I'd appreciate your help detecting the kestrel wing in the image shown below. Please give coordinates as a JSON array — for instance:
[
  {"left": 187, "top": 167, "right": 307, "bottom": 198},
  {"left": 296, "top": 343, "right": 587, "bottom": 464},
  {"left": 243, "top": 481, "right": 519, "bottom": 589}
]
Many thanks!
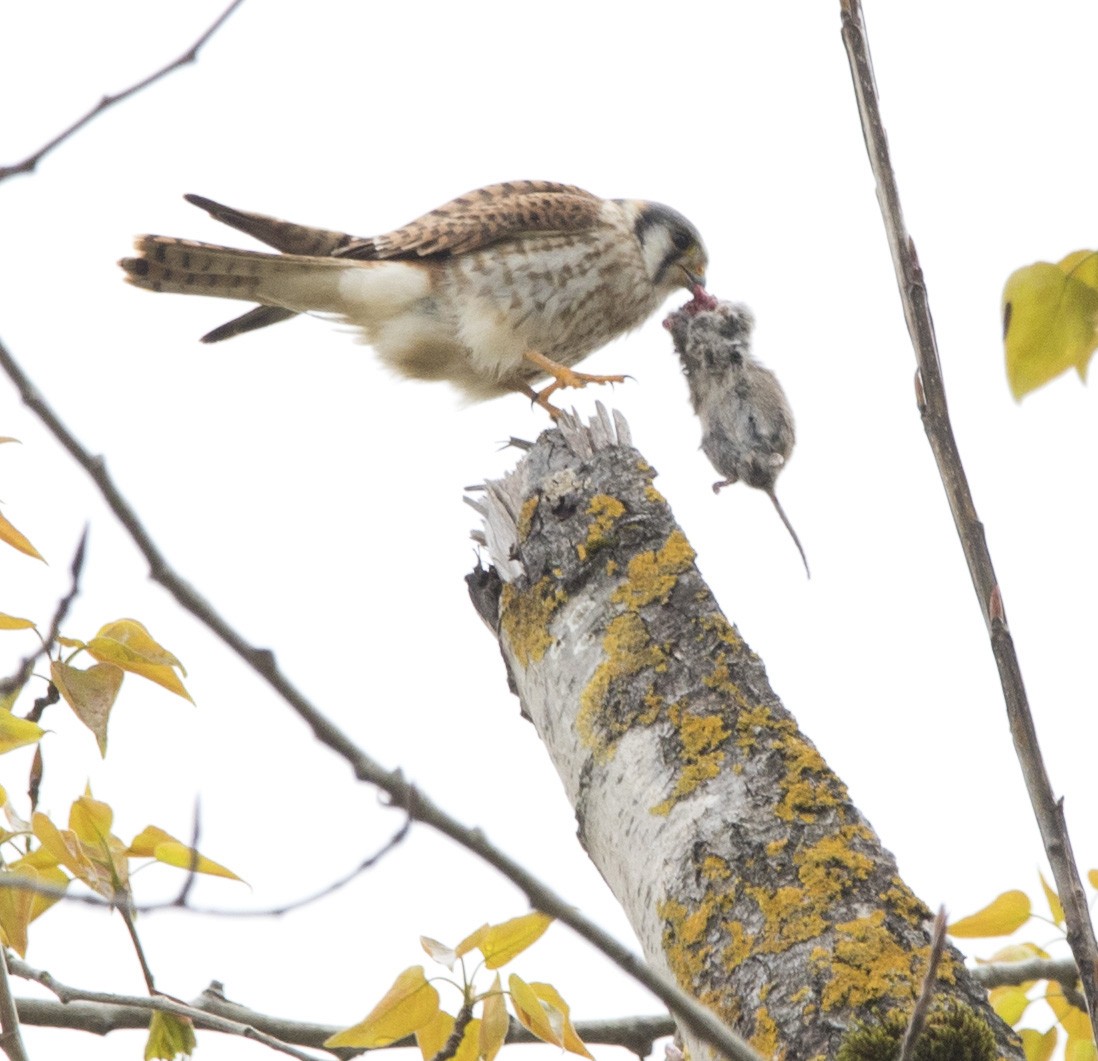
[
  {"left": 185, "top": 195, "right": 366, "bottom": 340},
  {"left": 337, "top": 180, "right": 605, "bottom": 260},
  {"left": 200, "top": 305, "right": 298, "bottom": 344},
  {"left": 185, "top": 194, "right": 362, "bottom": 257}
]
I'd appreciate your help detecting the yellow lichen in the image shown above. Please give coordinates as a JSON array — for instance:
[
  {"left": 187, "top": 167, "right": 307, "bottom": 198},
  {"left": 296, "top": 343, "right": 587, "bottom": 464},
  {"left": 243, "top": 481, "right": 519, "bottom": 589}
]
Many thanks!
[
  {"left": 612, "top": 530, "right": 696, "bottom": 609},
  {"left": 766, "top": 838, "right": 789, "bottom": 858},
  {"left": 701, "top": 854, "right": 732, "bottom": 882},
  {"left": 585, "top": 494, "right": 626, "bottom": 548},
  {"left": 500, "top": 577, "right": 566, "bottom": 667},
  {"left": 817, "top": 910, "right": 925, "bottom": 1011},
  {"left": 751, "top": 1007, "right": 780, "bottom": 1057},
  {"left": 659, "top": 896, "right": 741, "bottom": 1028},
  {"left": 578, "top": 612, "right": 668, "bottom": 760},
  {"left": 744, "top": 883, "right": 828, "bottom": 952},
  {"left": 651, "top": 702, "right": 731, "bottom": 815},
  {"left": 516, "top": 494, "right": 540, "bottom": 541},
  {"left": 795, "top": 828, "right": 875, "bottom": 895},
  {"left": 721, "top": 920, "right": 753, "bottom": 971}
]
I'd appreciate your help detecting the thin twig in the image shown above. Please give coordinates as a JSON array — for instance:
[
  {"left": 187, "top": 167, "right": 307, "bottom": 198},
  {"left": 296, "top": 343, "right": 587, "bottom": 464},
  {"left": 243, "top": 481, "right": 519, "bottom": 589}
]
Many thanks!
[
  {"left": 0, "top": 331, "right": 761, "bottom": 1061},
  {"left": 8, "top": 956, "right": 322, "bottom": 1061},
  {"left": 898, "top": 908, "right": 947, "bottom": 1061},
  {"left": 0, "top": 0, "right": 245, "bottom": 182},
  {"left": 0, "top": 950, "right": 29, "bottom": 1061},
  {"left": 838, "top": 0, "right": 1098, "bottom": 1037},
  {"left": 0, "top": 529, "right": 87, "bottom": 701},
  {"left": 117, "top": 903, "right": 157, "bottom": 995},
  {"left": 0, "top": 815, "right": 411, "bottom": 920}
]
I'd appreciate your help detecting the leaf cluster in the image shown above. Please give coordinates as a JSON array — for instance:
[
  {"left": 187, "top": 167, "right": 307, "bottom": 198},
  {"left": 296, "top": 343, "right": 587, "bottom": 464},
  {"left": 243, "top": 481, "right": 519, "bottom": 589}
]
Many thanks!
[
  {"left": 949, "top": 873, "right": 1098, "bottom": 1061},
  {"left": 326, "top": 912, "right": 594, "bottom": 1061}
]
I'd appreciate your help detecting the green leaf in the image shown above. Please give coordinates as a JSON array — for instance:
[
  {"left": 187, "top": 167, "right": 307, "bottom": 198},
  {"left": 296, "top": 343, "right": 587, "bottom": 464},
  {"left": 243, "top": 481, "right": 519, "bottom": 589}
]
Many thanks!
[
  {"left": 1003, "top": 251, "right": 1098, "bottom": 399},
  {"left": 145, "top": 1011, "right": 196, "bottom": 1060}
]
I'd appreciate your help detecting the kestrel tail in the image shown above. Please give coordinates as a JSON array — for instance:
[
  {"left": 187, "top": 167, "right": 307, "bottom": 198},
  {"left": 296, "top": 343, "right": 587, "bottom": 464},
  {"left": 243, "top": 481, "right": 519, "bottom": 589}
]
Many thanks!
[{"left": 119, "top": 180, "right": 709, "bottom": 412}]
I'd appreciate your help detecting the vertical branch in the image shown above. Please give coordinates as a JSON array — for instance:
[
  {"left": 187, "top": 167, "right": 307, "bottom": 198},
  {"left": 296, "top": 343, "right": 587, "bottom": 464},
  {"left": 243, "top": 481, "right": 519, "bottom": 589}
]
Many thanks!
[
  {"left": 0, "top": 950, "right": 29, "bottom": 1061},
  {"left": 838, "top": 0, "right": 1098, "bottom": 1032}
]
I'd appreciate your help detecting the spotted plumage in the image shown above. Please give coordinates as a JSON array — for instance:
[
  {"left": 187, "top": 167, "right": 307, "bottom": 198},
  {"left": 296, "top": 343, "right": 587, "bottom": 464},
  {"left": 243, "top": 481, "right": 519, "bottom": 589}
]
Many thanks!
[{"left": 120, "top": 181, "right": 708, "bottom": 410}]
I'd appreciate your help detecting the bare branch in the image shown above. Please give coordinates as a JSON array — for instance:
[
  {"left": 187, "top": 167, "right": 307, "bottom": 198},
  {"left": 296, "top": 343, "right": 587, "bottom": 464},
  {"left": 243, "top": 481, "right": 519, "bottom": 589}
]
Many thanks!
[
  {"left": 0, "top": 0, "right": 245, "bottom": 182},
  {"left": 838, "top": 0, "right": 1098, "bottom": 1036},
  {"left": 972, "top": 955, "right": 1086, "bottom": 1011},
  {"left": 7, "top": 958, "right": 324, "bottom": 1061},
  {"left": 0, "top": 332, "right": 751, "bottom": 1061},
  {"left": 897, "top": 908, "right": 947, "bottom": 1061},
  {"left": 6, "top": 974, "right": 675, "bottom": 1057},
  {"left": 0, "top": 950, "right": 29, "bottom": 1061}
]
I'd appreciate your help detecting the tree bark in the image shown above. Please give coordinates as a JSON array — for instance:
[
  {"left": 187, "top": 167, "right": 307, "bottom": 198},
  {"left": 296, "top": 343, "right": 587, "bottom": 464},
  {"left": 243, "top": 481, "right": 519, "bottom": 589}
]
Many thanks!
[{"left": 468, "top": 406, "right": 1022, "bottom": 1061}]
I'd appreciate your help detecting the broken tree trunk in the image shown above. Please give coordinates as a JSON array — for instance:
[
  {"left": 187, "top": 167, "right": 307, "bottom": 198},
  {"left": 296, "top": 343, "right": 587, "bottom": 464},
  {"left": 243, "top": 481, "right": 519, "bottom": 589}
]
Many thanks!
[{"left": 467, "top": 406, "right": 1021, "bottom": 1061}]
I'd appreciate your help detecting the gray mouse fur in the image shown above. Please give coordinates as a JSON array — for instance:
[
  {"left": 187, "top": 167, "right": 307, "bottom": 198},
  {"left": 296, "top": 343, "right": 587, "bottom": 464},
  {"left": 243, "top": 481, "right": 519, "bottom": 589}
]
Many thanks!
[{"left": 665, "top": 295, "right": 809, "bottom": 577}]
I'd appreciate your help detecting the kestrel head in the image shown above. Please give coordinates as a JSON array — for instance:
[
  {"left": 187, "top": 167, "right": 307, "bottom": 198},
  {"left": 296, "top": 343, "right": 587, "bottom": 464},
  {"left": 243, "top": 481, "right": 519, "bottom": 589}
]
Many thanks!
[{"left": 626, "top": 201, "right": 709, "bottom": 297}]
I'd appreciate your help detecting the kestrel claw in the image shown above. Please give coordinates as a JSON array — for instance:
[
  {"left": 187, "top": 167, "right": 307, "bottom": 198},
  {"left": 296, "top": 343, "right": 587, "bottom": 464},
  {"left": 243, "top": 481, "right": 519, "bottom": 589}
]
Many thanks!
[{"left": 120, "top": 181, "right": 708, "bottom": 411}]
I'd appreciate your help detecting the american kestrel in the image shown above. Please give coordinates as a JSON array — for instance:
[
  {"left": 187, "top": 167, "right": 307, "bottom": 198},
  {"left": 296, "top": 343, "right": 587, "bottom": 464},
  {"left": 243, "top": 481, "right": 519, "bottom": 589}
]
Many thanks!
[{"left": 119, "top": 180, "right": 708, "bottom": 414}]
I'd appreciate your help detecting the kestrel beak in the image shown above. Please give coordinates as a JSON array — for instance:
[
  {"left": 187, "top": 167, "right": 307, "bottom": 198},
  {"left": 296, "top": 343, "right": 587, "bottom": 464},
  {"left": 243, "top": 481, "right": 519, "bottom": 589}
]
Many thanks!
[{"left": 679, "top": 246, "right": 708, "bottom": 290}]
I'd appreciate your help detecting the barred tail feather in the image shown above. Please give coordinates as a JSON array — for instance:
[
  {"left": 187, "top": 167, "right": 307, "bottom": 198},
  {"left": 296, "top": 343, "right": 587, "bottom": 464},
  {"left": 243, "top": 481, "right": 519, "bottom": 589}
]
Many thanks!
[{"left": 119, "top": 236, "right": 352, "bottom": 312}]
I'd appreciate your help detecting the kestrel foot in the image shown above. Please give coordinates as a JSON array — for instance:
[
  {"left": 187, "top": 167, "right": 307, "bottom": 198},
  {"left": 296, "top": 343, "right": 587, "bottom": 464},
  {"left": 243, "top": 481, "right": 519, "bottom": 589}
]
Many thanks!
[{"left": 523, "top": 351, "right": 629, "bottom": 417}]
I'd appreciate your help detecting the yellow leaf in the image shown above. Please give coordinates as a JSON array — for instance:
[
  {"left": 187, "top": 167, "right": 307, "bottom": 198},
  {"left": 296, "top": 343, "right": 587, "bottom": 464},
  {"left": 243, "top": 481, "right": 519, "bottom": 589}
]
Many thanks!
[
  {"left": 69, "top": 793, "right": 114, "bottom": 844},
  {"left": 1089, "top": 869, "right": 1098, "bottom": 891},
  {"left": 479, "top": 912, "right": 553, "bottom": 969},
  {"left": 0, "top": 613, "right": 34, "bottom": 631},
  {"left": 948, "top": 890, "right": 1031, "bottom": 937},
  {"left": 1003, "top": 252, "right": 1098, "bottom": 399},
  {"left": 127, "top": 826, "right": 242, "bottom": 882},
  {"left": 508, "top": 974, "right": 561, "bottom": 1047},
  {"left": 453, "top": 1017, "right": 481, "bottom": 1061},
  {"left": 479, "top": 974, "right": 508, "bottom": 1061},
  {"left": 325, "top": 966, "right": 440, "bottom": 1048},
  {"left": 0, "top": 860, "right": 68, "bottom": 956},
  {"left": 1067, "top": 1039, "right": 1098, "bottom": 1061},
  {"left": 0, "top": 708, "right": 43, "bottom": 755},
  {"left": 50, "top": 660, "right": 123, "bottom": 755},
  {"left": 421, "top": 935, "right": 458, "bottom": 969},
  {"left": 86, "top": 619, "right": 191, "bottom": 702},
  {"left": 989, "top": 985, "right": 1030, "bottom": 1026},
  {"left": 33, "top": 810, "right": 128, "bottom": 900},
  {"left": 1039, "top": 872, "right": 1064, "bottom": 926},
  {"left": 57, "top": 636, "right": 85, "bottom": 649},
  {"left": 528, "top": 982, "right": 593, "bottom": 1059},
  {"left": 145, "top": 1011, "right": 196, "bottom": 1060},
  {"left": 980, "top": 942, "right": 1050, "bottom": 965},
  {"left": 1020, "top": 1027, "right": 1058, "bottom": 1061},
  {"left": 455, "top": 923, "right": 489, "bottom": 959},
  {"left": 0, "top": 866, "right": 37, "bottom": 957},
  {"left": 415, "top": 1008, "right": 454, "bottom": 1060},
  {"left": 0, "top": 508, "right": 44, "bottom": 562},
  {"left": 1047, "top": 983, "right": 1094, "bottom": 1052}
]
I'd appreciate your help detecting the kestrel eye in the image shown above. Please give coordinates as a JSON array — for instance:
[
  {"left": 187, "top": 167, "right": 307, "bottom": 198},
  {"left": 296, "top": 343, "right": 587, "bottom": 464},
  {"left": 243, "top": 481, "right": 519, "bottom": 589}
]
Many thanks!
[{"left": 672, "top": 230, "right": 694, "bottom": 252}]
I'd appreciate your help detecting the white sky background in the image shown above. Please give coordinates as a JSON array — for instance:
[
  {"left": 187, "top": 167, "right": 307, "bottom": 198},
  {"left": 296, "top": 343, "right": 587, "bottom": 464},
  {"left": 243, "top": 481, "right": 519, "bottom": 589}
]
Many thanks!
[{"left": 0, "top": 1, "right": 1096, "bottom": 1058}]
